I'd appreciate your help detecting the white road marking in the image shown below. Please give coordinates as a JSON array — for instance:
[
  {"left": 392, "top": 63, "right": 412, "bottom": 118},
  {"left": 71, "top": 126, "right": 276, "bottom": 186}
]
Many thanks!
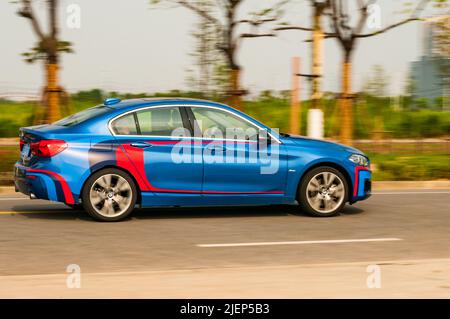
[
  {"left": 197, "top": 237, "right": 403, "bottom": 248},
  {"left": 372, "top": 191, "right": 450, "bottom": 195}
]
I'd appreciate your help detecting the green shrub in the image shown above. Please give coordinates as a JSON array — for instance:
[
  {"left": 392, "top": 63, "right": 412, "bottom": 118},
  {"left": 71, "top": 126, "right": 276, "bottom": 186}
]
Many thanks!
[{"left": 368, "top": 153, "right": 450, "bottom": 181}]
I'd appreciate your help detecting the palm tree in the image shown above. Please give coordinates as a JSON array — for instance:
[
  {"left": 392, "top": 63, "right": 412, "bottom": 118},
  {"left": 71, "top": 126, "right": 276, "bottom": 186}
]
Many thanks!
[{"left": 17, "top": 0, "right": 73, "bottom": 123}]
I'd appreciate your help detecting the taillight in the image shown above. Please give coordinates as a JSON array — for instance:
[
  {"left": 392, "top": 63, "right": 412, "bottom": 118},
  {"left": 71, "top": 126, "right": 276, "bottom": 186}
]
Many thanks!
[{"left": 30, "top": 140, "right": 68, "bottom": 157}]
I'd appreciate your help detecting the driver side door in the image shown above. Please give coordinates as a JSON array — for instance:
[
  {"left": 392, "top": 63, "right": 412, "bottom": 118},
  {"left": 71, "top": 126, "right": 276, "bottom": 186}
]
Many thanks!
[{"left": 187, "top": 106, "right": 288, "bottom": 203}]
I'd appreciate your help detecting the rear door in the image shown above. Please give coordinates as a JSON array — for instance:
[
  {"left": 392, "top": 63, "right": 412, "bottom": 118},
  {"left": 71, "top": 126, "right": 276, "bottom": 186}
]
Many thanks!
[{"left": 110, "top": 106, "right": 203, "bottom": 194}]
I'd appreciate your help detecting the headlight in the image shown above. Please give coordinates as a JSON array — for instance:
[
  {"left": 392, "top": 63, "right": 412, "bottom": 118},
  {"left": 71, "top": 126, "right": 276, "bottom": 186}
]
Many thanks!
[{"left": 348, "top": 154, "right": 369, "bottom": 167}]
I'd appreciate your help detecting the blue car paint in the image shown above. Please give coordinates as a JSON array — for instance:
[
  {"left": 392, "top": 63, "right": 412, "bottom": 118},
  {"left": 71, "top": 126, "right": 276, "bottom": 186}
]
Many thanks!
[{"left": 14, "top": 98, "right": 371, "bottom": 207}]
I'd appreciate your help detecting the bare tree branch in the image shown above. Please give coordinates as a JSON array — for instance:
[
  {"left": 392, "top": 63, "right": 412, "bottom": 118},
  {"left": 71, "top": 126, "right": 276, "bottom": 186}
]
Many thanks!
[
  {"left": 353, "top": 0, "right": 376, "bottom": 35},
  {"left": 238, "top": 18, "right": 277, "bottom": 26},
  {"left": 176, "top": 0, "right": 224, "bottom": 31},
  {"left": 274, "top": 25, "right": 315, "bottom": 31},
  {"left": 330, "top": 0, "right": 345, "bottom": 42},
  {"left": 17, "top": 0, "right": 45, "bottom": 40},
  {"left": 303, "top": 33, "right": 338, "bottom": 42},
  {"left": 354, "top": 17, "right": 422, "bottom": 38},
  {"left": 354, "top": 0, "right": 431, "bottom": 38},
  {"left": 240, "top": 33, "right": 276, "bottom": 38},
  {"left": 49, "top": 0, "right": 58, "bottom": 39}
]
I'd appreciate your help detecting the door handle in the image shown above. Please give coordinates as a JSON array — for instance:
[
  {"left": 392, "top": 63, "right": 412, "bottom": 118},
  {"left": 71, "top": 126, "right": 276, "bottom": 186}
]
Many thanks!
[
  {"left": 130, "top": 142, "right": 152, "bottom": 148},
  {"left": 206, "top": 144, "right": 227, "bottom": 152}
]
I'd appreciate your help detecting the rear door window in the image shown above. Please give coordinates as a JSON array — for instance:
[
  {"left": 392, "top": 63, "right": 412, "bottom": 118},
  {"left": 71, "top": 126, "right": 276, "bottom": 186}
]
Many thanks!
[{"left": 136, "top": 107, "right": 184, "bottom": 136}]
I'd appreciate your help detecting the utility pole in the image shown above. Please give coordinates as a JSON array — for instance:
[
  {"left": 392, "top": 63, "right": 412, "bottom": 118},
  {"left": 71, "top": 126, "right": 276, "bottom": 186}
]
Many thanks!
[{"left": 290, "top": 57, "right": 301, "bottom": 135}]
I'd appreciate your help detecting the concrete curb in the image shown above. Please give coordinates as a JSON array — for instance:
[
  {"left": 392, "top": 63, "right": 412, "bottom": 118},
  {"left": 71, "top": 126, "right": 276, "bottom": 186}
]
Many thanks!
[{"left": 1, "top": 181, "right": 449, "bottom": 196}]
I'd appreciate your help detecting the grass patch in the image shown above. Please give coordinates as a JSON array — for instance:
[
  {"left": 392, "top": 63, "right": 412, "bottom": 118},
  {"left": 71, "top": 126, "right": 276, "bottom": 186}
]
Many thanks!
[
  {"left": 1, "top": 96, "right": 450, "bottom": 139},
  {"left": 367, "top": 153, "right": 450, "bottom": 181},
  {"left": 0, "top": 101, "right": 35, "bottom": 137}
]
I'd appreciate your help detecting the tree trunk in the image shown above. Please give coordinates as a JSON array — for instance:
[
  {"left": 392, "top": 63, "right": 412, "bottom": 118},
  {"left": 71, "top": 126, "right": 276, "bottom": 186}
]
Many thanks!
[
  {"left": 311, "top": 7, "right": 324, "bottom": 109},
  {"left": 290, "top": 57, "right": 301, "bottom": 135},
  {"left": 229, "top": 67, "right": 243, "bottom": 111},
  {"left": 339, "top": 55, "right": 353, "bottom": 145},
  {"left": 46, "top": 62, "right": 61, "bottom": 123},
  {"left": 47, "top": 0, "right": 60, "bottom": 123}
]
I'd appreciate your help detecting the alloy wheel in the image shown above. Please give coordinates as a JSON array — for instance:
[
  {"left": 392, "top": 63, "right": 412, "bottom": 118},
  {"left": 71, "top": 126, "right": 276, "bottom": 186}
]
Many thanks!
[
  {"left": 89, "top": 174, "right": 133, "bottom": 218},
  {"left": 305, "top": 171, "right": 345, "bottom": 214}
]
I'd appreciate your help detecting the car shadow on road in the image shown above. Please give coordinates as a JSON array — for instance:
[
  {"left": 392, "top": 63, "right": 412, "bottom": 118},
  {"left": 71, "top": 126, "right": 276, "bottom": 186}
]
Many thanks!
[
  {"left": 10, "top": 204, "right": 365, "bottom": 221},
  {"left": 133, "top": 205, "right": 294, "bottom": 220},
  {"left": 340, "top": 205, "right": 365, "bottom": 215}
]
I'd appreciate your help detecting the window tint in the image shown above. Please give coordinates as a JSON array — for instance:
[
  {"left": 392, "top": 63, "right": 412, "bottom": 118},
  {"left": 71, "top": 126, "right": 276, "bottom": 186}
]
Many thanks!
[
  {"left": 54, "top": 106, "right": 111, "bottom": 127},
  {"left": 111, "top": 113, "right": 138, "bottom": 135},
  {"left": 136, "top": 107, "right": 184, "bottom": 136},
  {"left": 191, "top": 107, "right": 256, "bottom": 138}
]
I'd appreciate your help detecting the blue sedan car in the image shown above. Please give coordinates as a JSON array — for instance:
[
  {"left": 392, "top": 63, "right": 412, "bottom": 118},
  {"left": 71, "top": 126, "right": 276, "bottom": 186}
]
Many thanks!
[{"left": 14, "top": 98, "right": 371, "bottom": 221}]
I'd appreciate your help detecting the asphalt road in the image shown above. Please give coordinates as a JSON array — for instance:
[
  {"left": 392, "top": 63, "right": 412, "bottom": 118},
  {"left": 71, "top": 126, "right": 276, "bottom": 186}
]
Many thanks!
[{"left": 0, "top": 190, "right": 450, "bottom": 297}]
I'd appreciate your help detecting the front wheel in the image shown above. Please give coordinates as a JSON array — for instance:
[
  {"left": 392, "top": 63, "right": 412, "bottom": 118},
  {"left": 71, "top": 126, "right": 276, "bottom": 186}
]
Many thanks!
[
  {"left": 298, "top": 166, "right": 348, "bottom": 217},
  {"left": 82, "top": 168, "right": 137, "bottom": 222}
]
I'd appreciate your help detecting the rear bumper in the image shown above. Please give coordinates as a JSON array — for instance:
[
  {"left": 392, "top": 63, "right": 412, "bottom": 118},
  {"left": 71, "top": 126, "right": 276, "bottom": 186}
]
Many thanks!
[
  {"left": 14, "top": 162, "right": 75, "bottom": 204},
  {"left": 14, "top": 164, "right": 31, "bottom": 196}
]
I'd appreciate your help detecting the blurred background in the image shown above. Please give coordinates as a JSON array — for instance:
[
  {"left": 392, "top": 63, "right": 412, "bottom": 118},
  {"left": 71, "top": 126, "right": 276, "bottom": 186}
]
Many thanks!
[{"left": 0, "top": 0, "right": 449, "bottom": 184}]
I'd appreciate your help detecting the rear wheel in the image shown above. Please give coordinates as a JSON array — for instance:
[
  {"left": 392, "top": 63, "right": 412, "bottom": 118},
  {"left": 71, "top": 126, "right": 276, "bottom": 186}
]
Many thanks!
[
  {"left": 298, "top": 166, "right": 348, "bottom": 217},
  {"left": 82, "top": 168, "right": 137, "bottom": 222}
]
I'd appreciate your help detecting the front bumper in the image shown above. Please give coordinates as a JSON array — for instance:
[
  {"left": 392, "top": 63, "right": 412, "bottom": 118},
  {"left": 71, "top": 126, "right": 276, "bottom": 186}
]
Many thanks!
[{"left": 352, "top": 166, "right": 372, "bottom": 202}]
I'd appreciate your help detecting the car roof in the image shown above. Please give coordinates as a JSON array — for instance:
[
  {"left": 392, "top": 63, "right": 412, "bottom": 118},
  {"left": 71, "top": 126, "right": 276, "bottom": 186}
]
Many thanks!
[
  {"left": 97, "top": 97, "right": 269, "bottom": 131},
  {"left": 105, "top": 98, "right": 230, "bottom": 111},
  {"left": 77, "top": 97, "right": 276, "bottom": 138}
]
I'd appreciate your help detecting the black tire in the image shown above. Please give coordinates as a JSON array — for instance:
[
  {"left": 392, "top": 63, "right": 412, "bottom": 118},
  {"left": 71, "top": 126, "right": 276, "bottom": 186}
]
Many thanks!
[
  {"left": 82, "top": 168, "right": 137, "bottom": 222},
  {"left": 298, "top": 166, "right": 348, "bottom": 217},
  {"left": 65, "top": 203, "right": 84, "bottom": 211}
]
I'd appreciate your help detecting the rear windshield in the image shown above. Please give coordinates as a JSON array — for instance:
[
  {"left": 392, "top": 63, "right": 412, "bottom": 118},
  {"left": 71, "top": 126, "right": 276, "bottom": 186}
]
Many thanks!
[{"left": 53, "top": 106, "right": 111, "bottom": 126}]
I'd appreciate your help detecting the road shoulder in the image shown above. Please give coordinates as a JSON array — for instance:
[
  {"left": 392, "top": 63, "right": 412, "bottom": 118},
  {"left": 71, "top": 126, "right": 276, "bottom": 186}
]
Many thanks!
[{"left": 1, "top": 258, "right": 449, "bottom": 298}]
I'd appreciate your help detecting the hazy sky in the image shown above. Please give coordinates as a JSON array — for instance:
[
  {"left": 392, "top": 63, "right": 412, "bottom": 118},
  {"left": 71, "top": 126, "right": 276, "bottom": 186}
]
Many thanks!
[{"left": 0, "top": 0, "right": 441, "bottom": 98}]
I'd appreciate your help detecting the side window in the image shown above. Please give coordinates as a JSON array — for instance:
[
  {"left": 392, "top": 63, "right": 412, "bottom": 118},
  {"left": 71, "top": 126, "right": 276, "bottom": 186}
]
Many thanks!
[
  {"left": 111, "top": 113, "right": 138, "bottom": 135},
  {"left": 191, "top": 107, "right": 257, "bottom": 139},
  {"left": 136, "top": 107, "right": 184, "bottom": 136}
]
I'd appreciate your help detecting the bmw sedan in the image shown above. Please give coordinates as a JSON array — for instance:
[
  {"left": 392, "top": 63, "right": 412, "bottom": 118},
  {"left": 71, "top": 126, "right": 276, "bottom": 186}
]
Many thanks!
[{"left": 14, "top": 98, "right": 371, "bottom": 221}]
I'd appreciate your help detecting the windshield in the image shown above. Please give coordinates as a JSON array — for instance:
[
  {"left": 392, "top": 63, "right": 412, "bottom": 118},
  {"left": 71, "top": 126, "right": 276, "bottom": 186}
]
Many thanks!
[{"left": 53, "top": 106, "right": 111, "bottom": 126}]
